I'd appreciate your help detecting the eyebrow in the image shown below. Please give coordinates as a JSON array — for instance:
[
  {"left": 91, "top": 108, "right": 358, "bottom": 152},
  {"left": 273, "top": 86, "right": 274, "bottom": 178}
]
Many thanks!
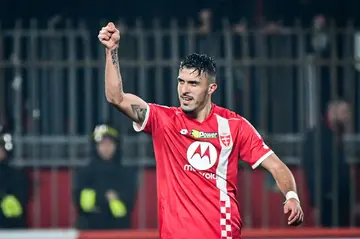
[{"left": 177, "top": 77, "right": 200, "bottom": 82}]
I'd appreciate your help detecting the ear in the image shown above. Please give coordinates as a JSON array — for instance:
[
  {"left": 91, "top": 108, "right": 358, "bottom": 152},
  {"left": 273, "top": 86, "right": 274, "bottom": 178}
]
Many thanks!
[{"left": 208, "top": 83, "right": 217, "bottom": 95}]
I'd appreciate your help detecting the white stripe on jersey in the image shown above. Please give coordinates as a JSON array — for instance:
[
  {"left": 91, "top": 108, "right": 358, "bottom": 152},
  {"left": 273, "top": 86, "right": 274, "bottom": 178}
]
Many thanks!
[{"left": 215, "top": 114, "right": 233, "bottom": 239}]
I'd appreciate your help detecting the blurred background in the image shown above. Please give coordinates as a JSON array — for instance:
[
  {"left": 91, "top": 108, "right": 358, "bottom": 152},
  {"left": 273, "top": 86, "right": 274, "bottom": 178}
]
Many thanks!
[{"left": 1, "top": 0, "right": 360, "bottom": 237}]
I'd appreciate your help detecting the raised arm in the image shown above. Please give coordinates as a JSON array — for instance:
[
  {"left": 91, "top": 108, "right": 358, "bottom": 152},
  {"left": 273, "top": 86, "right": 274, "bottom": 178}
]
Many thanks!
[{"left": 98, "top": 22, "right": 148, "bottom": 124}]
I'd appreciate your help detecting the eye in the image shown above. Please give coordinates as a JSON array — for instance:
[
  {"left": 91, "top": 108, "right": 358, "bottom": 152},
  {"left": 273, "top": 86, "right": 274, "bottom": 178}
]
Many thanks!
[
  {"left": 178, "top": 79, "right": 185, "bottom": 84},
  {"left": 188, "top": 81, "right": 199, "bottom": 86}
]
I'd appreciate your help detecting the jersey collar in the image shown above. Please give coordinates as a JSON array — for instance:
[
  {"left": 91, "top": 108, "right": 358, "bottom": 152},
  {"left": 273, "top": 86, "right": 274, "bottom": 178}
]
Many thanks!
[{"left": 180, "top": 103, "right": 216, "bottom": 125}]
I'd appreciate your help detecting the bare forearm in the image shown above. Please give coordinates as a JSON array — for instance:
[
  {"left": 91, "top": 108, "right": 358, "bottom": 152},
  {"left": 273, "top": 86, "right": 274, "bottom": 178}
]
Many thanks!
[
  {"left": 271, "top": 165, "right": 297, "bottom": 196},
  {"left": 105, "top": 48, "right": 124, "bottom": 103},
  {"left": 99, "top": 23, "right": 150, "bottom": 124},
  {"left": 103, "top": 48, "right": 149, "bottom": 124},
  {"left": 261, "top": 154, "right": 297, "bottom": 195}
]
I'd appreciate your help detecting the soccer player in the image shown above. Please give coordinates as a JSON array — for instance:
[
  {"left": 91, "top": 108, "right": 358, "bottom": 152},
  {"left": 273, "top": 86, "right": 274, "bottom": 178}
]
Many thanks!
[{"left": 98, "top": 22, "right": 304, "bottom": 239}]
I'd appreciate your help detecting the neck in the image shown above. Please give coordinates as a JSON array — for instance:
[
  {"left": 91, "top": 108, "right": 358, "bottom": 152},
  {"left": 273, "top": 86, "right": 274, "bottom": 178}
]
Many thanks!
[{"left": 187, "top": 102, "right": 213, "bottom": 122}]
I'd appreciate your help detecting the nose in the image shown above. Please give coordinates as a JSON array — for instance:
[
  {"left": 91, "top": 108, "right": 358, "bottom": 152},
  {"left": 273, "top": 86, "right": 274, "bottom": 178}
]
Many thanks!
[{"left": 180, "top": 83, "right": 191, "bottom": 95}]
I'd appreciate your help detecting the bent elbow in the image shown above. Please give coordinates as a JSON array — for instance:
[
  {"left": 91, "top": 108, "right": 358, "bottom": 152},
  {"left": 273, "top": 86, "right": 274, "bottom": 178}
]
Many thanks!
[{"left": 105, "top": 91, "right": 124, "bottom": 105}]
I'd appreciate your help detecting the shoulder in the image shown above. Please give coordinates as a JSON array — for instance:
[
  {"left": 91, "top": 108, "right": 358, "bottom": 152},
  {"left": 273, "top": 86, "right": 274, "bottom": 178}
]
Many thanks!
[
  {"left": 149, "top": 103, "right": 179, "bottom": 116},
  {"left": 213, "top": 105, "right": 243, "bottom": 122},
  {"left": 213, "top": 105, "right": 261, "bottom": 136}
]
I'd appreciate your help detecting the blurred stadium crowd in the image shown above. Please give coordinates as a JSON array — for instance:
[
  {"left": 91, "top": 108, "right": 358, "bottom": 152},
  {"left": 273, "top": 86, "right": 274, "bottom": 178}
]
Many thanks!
[{"left": 0, "top": 0, "right": 360, "bottom": 232}]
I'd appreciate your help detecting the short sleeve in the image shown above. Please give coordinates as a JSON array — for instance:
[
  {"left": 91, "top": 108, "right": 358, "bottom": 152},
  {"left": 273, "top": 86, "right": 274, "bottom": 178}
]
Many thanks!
[
  {"left": 238, "top": 117, "right": 274, "bottom": 169},
  {"left": 132, "top": 103, "right": 163, "bottom": 134}
]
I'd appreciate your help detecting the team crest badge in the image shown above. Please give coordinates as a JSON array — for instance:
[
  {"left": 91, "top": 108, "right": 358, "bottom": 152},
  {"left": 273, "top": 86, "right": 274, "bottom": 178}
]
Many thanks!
[{"left": 219, "top": 134, "right": 232, "bottom": 147}]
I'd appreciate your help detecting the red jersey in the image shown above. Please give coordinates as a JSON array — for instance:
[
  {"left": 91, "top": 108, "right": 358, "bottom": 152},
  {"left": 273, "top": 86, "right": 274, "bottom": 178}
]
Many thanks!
[{"left": 133, "top": 103, "right": 273, "bottom": 239}]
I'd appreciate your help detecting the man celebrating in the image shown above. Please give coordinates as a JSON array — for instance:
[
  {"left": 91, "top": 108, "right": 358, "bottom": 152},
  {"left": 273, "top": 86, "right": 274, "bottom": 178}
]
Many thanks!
[{"left": 98, "top": 22, "right": 303, "bottom": 238}]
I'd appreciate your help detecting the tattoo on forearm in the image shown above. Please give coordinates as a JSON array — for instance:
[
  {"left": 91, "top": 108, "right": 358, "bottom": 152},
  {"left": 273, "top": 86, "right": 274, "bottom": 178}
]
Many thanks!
[
  {"left": 111, "top": 49, "right": 118, "bottom": 65},
  {"left": 131, "top": 104, "right": 147, "bottom": 123},
  {"left": 110, "top": 49, "right": 122, "bottom": 81}
]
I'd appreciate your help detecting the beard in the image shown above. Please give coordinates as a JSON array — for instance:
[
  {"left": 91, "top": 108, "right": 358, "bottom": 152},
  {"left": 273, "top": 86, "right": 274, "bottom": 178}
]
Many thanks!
[
  {"left": 180, "top": 99, "right": 197, "bottom": 114},
  {"left": 181, "top": 107, "right": 195, "bottom": 114},
  {"left": 179, "top": 92, "right": 209, "bottom": 115}
]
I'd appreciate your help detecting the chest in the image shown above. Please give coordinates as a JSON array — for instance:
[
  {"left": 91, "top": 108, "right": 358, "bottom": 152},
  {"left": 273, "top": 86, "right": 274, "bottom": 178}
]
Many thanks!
[
  {"left": 173, "top": 115, "right": 236, "bottom": 145},
  {"left": 160, "top": 115, "right": 239, "bottom": 171}
]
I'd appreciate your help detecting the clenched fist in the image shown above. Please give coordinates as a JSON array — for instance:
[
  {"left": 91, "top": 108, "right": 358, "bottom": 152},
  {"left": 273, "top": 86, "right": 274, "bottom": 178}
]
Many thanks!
[{"left": 98, "top": 22, "right": 120, "bottom": 50}]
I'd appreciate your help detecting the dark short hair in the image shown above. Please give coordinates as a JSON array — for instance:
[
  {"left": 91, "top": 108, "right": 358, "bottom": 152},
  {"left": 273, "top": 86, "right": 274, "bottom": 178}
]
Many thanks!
[{"left": 179, "top": 53, "right": 216, "bottom": 81}]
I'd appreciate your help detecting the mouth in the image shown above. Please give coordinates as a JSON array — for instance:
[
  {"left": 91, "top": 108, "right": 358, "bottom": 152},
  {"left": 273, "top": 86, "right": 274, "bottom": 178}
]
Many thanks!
[{"left": 181, "top": 96, "right": 193, "bottom": 105}]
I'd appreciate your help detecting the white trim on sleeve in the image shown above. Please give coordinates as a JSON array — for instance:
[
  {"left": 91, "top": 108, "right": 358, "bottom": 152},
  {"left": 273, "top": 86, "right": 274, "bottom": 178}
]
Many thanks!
[
  {"left": 132, "top": 104, "right": 151, "bottom": 132},
  {"left": 251, "top": 150, "right": 274, "bottom": 169}
]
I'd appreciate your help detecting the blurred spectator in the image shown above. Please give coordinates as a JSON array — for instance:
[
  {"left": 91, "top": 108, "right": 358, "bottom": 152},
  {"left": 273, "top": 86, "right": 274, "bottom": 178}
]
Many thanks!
[
  {"left": 197, "top": 0, "right": 255, "bottom": 32},
  {"left": 74, "top": 122, "right": 138, "bottom": 229},
  {"left": 261, "top": 0, "right": 360, "bottom": 27},
  {"left": 302, "top": 100, "right": 352, "bottom": 227},
  {"left": 0, "top": 125, "right": 29, "bottom": 228},
  {"left": 310, "top": 15, "right": 330, "bottom": 57}
]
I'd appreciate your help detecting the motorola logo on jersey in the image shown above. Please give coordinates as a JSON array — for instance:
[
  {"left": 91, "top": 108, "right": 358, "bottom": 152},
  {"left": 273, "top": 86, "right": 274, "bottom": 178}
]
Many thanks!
[{"left": 186, "top": 141, "right": 217, "bottom": 170}]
